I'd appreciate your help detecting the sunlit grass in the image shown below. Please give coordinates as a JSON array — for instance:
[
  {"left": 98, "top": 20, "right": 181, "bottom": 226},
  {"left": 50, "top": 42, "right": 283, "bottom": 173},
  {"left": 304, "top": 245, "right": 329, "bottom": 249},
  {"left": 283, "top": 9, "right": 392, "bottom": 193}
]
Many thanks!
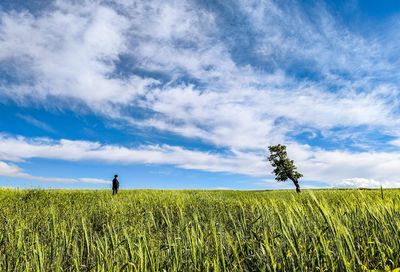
[{"left": 0, "top": 189, "right": 399, "bottom": 271}]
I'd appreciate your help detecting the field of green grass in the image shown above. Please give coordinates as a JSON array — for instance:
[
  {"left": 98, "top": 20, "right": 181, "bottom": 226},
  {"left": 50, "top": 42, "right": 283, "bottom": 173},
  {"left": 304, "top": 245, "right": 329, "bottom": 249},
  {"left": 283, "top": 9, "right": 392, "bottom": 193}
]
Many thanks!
[{"left": 0, "top": 189, "right": 399, "bottom": 271}]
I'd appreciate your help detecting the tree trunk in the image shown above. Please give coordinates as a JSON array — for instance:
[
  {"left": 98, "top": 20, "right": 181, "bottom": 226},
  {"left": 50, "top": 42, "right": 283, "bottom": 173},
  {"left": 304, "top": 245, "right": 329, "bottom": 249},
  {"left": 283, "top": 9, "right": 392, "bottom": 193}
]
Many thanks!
[{"left": 291, "top": 178, "right": 301, "bottom": 193}]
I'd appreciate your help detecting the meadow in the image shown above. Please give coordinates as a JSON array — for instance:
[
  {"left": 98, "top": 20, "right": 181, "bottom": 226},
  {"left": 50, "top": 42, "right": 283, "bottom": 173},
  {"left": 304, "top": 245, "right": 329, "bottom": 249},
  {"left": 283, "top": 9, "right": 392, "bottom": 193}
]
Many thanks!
[{"left": 0, "top": 189, "right": 399, "bottom": 271}]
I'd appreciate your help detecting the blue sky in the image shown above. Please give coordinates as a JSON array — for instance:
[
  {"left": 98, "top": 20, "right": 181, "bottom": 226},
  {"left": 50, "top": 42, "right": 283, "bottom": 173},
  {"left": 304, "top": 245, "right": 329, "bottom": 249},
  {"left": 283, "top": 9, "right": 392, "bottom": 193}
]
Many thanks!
[{"left": 1, "top": 0, "right": 400, "bottom": 189}]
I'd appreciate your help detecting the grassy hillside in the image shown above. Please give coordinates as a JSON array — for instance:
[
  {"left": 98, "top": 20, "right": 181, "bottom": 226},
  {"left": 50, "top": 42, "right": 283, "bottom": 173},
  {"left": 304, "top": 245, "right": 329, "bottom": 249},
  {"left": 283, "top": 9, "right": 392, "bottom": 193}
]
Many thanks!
[{"left": 0, "top": 189, "right": 399, "bottom": 271}]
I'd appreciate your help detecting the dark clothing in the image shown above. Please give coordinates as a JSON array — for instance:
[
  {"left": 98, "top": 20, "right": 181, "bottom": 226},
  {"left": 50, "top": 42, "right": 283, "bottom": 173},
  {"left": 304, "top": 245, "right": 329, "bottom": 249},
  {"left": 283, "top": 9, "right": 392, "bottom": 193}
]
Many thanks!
[
  {"left": 112, "top": 178, "right": 119, "bottom": 195},
  {"left": 112, "top": 178, "right": 119, "bottom": 188},
  {"left": 113, "top": 187, "right": 118, "bottom": 195}
]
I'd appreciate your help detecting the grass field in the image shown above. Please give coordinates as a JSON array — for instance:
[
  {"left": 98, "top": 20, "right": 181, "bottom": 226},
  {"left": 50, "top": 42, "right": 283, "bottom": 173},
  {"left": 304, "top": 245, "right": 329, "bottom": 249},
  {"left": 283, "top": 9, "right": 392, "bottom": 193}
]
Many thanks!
[{"left": 0, "top": 189, "right": 399, "bottom": 271}]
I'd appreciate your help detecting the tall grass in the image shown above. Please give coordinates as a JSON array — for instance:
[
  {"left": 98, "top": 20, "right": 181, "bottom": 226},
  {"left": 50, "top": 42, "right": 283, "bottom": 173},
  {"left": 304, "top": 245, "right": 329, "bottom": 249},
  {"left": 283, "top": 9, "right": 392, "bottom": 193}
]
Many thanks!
[{"left": 0, "top": 189, "right": 399, "bottom": 271}]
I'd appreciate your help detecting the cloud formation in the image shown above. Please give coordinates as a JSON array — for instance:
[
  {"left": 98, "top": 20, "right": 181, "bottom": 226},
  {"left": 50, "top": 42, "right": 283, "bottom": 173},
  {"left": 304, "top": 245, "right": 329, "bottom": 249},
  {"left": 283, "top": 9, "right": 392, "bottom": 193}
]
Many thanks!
[
  {"left": 0, "top": 1, "right": 155, "bottom": 107},
  {"left": 1, "top": 0, "right": 400, "bottom": 188},
  {"left": 0, "top": 134, "right": 400, "bottom": 187},
  {"left": 0, "top": 134, "right": 266, "bottom": 176}
]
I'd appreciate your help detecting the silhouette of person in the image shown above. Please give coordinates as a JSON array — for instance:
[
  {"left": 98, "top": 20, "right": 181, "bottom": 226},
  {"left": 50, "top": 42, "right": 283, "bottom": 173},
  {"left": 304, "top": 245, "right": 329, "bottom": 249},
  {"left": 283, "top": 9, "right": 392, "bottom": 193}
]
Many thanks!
[{"left": 112, "top": 174, "right": 119, "bottom": 195}]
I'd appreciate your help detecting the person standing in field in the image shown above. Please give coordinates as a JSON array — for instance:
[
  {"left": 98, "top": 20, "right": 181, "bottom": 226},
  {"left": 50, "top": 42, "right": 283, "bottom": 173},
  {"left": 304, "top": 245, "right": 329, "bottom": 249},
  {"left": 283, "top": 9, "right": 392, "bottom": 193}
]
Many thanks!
[{"left": 112, "top": 174, "right": 119, "bottom": 195}]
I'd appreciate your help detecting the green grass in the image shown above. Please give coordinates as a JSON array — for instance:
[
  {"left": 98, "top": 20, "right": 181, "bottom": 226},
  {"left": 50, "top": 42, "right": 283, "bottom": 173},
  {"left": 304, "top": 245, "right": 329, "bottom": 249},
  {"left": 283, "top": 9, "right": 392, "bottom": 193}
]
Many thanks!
[{"left": 0, "top": 189, "right": 399, "bottom": 271}]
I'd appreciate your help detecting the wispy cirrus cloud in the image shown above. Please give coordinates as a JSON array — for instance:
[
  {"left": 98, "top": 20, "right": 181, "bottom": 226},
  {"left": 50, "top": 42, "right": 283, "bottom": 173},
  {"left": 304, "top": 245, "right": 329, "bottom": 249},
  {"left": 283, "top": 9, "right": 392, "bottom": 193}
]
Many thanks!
[{"left": 16, "top": 113, "right": 56, "bottom": 133}]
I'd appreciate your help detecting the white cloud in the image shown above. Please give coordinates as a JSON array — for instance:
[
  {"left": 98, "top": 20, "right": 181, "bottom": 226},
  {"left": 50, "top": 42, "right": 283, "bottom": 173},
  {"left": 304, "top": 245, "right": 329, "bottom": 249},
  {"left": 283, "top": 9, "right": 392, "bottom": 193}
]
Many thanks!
[
  {"left": 0, "top": 1, "right": 155, "bottom": 107},
  {"left": 335, "top": 178, "right": 381, "bottom": 188},
  {"left": 334, "top": 178, "right": 400, "bottom": 189},
  {"left": 0, "top": 134, "right": 400, "bottom": 187},
  {"left": 0, "top": 134, "right": 266, "bottom": 176},
  {"left": 0, "top": 160, "right": 109, "bottom": 184},
  {"left": 135, "top": 83, "right": 398, "bottom": 153},
  {"left": 389, "top": 138, "right": 400, "bottom": 147},
  {"left": 289, "top": 143, "right": 400, "bottom": 187}
]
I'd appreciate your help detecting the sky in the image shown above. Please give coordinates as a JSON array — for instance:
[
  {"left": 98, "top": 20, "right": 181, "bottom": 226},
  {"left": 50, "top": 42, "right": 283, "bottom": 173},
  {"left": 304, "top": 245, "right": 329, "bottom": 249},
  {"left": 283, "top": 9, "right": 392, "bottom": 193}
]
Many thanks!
[{"left": 1, "top": 0, "right": 400, "bottom": 189}]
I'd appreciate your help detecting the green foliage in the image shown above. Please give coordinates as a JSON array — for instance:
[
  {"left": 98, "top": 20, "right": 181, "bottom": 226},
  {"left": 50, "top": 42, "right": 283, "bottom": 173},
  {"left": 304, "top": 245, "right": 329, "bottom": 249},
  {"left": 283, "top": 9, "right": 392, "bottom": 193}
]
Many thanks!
[
  {"left": 268, "top": 144, "right": 303, "bottom": 192},
  {"left": 0, "top": 189, "right": 399, "bottom": 271}
]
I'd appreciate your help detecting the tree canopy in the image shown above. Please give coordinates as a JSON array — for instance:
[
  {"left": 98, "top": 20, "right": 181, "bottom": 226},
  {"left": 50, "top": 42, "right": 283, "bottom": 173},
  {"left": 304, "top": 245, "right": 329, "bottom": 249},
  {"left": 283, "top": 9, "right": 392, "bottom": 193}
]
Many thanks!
[{"left": 268, "top": 144, "right": 303, "bottom": 193}]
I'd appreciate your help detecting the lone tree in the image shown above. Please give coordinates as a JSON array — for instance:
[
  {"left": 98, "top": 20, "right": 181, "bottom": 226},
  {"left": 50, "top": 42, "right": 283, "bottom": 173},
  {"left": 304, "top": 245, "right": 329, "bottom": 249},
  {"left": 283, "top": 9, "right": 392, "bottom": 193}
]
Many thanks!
[{"left": 268, "top": 144, "right": 303, "bottom": 193}]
